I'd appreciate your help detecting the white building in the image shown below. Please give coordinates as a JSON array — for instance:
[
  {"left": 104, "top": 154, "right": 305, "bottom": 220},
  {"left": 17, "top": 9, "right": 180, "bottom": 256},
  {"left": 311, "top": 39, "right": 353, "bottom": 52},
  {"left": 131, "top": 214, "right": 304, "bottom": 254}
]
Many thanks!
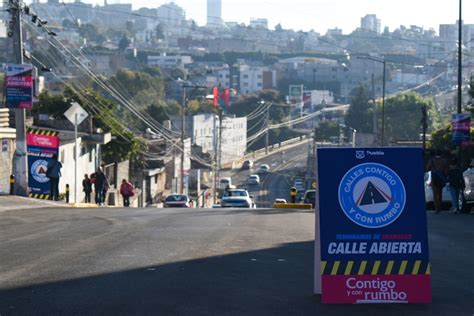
[
  {"left": 147, "top": 54, "right": 192, "bottom": 69},
  {"left": 207, "top": 0, "right": 223, "bottom": 28},
  {"left": 171, "top": 113, "right": 247, "bottom": 163},
  {"left": 361, "top": 14, "right": 381, "bottom": 34},
  {"left": 239, "top": 65, "right": 277, "bottom": 94},
  {"left": 206, "top": 67, "right": 231, "bottom": 88},
  {"left": 220, "top": 116, "right": 247, "bottom": 163},
  {"left": 157, "top": 2, "right": 186, "bottom": 26},
  {"left": 250, "top": 18, "right": 268, "bottom": 29}
]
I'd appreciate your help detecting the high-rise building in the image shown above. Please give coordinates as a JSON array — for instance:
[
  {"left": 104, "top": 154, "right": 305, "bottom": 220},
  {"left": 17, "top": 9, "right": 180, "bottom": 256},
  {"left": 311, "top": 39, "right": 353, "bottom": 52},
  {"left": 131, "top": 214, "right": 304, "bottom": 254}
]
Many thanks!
[
  {"left": 361, "top": 14, "right": 381, "bottom": 34},
  {"left": 207, "top": 0, "right": 223, "bottom": 28}
]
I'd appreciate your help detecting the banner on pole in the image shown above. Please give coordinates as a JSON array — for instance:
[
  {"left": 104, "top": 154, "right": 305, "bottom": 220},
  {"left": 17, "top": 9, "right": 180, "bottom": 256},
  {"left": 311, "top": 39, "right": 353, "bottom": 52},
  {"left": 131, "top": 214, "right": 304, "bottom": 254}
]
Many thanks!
[
  {"left": 451, "top": 113, "right": 471, "bottom": 146},
  {"left": 316, "top": 148, "right": 431, "bottom": 304},
  {"left": 5, "top": 64, "right": 33, "bottom": 110},
  {"left": 27, "top": 129, "right": 60, "bottom": 199}
]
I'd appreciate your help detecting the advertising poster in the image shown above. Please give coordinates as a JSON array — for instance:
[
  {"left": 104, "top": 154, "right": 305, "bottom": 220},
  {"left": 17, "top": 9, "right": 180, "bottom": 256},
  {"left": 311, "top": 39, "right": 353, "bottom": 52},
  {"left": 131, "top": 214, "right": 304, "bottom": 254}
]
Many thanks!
[
  {"left": 27, "top": 129, "right": 59, "bottom": 199},
  {"left": 317, "top": 148, "right": 431, "bottom": 304},
  {"left": 5, "top": 64, "right": 34, "bottom": 110},
  {"left": 451, "top": 113, "right": 471, "bottom": 146}
]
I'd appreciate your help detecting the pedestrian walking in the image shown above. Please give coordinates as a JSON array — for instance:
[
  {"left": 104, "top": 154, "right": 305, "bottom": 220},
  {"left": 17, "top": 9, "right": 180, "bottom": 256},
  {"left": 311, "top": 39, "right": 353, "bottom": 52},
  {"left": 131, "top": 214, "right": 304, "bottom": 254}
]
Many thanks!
[
  {"left": 447, "top": 159, "right": 465, "bottom": 213},
  {"left": 427, "top": 150, "right": 449, "bottom": 213},
  {"left": 82, "top": 174, "right": 92, "bottom": 203},
  {"left": 94, "top": 167, "right": 109, "bottom": 206},
  {"left": 46, "top": 154, "right": 62, "bottom": 201},
  {"left": 119, "top": 179, "right": 134, "bottom": 207}
]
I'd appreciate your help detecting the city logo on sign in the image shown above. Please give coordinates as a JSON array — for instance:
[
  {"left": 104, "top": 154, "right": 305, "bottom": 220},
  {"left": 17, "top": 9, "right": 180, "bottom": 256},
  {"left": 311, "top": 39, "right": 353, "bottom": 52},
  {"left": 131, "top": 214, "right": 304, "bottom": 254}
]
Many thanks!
[
  {"left": 338, "top": 163, "right": 406, "bottom": 228},
  {"left": 356, "top": 151, "right": 365, "bottom": 159},
  {"left": 31, "top": 159, "right": 49, "bottom": 183}
]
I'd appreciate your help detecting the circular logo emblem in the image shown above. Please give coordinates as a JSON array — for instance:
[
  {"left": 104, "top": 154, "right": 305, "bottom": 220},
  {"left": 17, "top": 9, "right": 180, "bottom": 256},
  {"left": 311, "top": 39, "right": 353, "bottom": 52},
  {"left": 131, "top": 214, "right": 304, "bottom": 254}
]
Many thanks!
[
  {"left": 338, "top": 163, "right": 406, "bottom": 228},
  {"left": 31, "top": 159, "right": 49, "bottom": 183}
]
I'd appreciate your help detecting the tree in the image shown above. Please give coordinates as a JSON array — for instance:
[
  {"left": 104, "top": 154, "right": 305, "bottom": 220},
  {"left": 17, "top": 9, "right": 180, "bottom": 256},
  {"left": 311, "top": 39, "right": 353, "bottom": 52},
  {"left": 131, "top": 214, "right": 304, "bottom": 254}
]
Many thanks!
[
  {"left": 118, "top": 34, "right": 130, "bottom": 52},
  {"left": 314, "top": 121, "right": 339, "bottom": 141},
  {"left": 345, "top": 85, "right": 373, "bottom": 133},
  {"left": 383, "top": 92, "right": 441, "bottom": 142},
  {"left": 155, "top": 24, "right": 165, "bottom": 40}
]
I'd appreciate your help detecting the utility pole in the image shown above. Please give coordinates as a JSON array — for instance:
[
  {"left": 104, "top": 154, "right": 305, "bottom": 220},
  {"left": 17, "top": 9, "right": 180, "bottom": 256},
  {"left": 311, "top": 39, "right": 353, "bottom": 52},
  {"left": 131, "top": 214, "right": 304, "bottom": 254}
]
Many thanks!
[
  {"left": 381, "top": 60, "right": 386, "bottom": 147},
  {"left": 265, "top": 103, "right": 270, "bottom": 155},
  {"left": 371, "top": 73, "right": 377, "bottom": 144},
  {"left": 180, "top": 86, "right": 186, "bottom": 194},
  {"left": 457, "top": 0, "right": 463, "bottom": 166},
  {"left": 421, "top": 104, "right": 428, "bottom": 152},
  {"left": 217, "top": 107, "right": 223, "bottom": 194},
  {"left": 10, "top": 0, "right": 28, "bottom": 196},
  {"left": 213, "top": 113, "right": 218, "bottom": 204},
  {"left": 457, "top": 0, "right": 463, "bottom": 114}
]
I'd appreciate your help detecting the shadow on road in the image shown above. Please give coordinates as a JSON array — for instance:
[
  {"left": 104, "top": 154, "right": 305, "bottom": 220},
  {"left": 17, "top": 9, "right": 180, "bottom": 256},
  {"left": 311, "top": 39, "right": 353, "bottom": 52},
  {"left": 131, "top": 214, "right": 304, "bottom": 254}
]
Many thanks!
[{"left": 0, "top": 214, "right": 472, "bottom": 315}]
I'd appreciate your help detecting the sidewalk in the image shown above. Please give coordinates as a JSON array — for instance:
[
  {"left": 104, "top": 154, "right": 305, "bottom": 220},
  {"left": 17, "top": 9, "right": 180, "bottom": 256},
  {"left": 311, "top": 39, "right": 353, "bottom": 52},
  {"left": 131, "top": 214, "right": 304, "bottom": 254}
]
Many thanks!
[{"left": 0, "top": 194, "right": 69, "bottom": 212}]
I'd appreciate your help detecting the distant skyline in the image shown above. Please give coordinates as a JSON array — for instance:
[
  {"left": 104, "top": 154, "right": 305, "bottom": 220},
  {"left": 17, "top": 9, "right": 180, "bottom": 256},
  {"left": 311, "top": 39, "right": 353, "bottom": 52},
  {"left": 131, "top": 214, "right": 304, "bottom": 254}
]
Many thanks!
[{"left": 32, "top": 0, "right": 474, "bottom": 34}]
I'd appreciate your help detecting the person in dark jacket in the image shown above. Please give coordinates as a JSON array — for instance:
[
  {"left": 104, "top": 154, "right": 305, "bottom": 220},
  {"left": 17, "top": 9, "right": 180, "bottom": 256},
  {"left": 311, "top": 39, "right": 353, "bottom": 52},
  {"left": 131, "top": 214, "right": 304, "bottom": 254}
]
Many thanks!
[
  {"left": 94, "top": 167, "right": 109, "bottom": 206},
  {"left": 46, "top": 154, "right": 62, "bottom": 201},
  {"left": 82, "top": 174, "right": 92, "bottom": 203},
  {"left": 447, "top": 159, "right": 465, "bottom": 213},
  {"left": 427, "top": 151, "right": 449, "bottom": 213}
]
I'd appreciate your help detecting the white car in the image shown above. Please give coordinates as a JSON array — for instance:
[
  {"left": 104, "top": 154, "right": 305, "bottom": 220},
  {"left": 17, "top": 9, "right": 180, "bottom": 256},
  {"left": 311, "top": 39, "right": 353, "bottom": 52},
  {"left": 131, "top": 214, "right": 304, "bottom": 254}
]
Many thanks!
[
  {"left": 257, "top": 164, "right": 270, "bottom": 175},
  {"left": 424, "top": 171, "right": 451, "bottom": 210},
  {"left": 220, "top": 189, "right": 256, "bottom": 208},
  {"left": 247, "top": 174, "right": 260, "bottom": 185},
  {"left": 460, "top": 167, "right": 474, "bottom": 212}
]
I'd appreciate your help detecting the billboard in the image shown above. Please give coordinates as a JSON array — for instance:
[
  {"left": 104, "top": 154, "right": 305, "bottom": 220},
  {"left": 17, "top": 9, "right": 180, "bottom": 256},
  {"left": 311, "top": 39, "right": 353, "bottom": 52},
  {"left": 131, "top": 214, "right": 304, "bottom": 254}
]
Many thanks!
[
  {"left": 27, "top": 129, "right": 60, "bottom": 199},
  {"left": 316, "top": 148, "right": 431, "bottom": 304},
  {"left": 5, "top": 64, "right": 34, "bottom": 110},
  {"left": 451, "top": 113, "right": 471, "bottom": 146}
]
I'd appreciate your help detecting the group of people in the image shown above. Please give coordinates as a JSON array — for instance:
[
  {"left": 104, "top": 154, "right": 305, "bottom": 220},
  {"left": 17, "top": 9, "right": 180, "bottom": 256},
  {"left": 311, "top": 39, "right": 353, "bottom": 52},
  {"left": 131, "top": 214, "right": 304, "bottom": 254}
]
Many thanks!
[
  {"left": 82, "top": 169, "right": 135, "bottom": 207},
  {"left": 427, "top": 150, "right": 466, "bottom": 213},
  {"left": 82, "top": 167, "right": 109, "bottom": 206}
]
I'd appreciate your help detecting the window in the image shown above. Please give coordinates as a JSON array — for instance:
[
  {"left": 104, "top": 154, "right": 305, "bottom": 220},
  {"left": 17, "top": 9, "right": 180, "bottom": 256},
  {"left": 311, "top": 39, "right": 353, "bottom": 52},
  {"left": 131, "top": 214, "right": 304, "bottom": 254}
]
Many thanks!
[
  {"left": 257, "top": 82, "right": 262, "bottom": 87},
  {"left": 243, "top": 74, "right": 249, "bottom": 79},
  {"left": 257, "top": 74, "right": 262, "bottom": 79},
  {"left": 243, "top": 82, "right": 249, "bottom": 87}
]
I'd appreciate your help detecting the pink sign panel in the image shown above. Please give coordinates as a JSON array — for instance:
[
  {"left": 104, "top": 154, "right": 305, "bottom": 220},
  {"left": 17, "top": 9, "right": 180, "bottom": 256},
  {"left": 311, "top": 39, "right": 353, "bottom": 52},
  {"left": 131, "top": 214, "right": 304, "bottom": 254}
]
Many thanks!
[
  {"left": 27, "top": 133, "right": 59, "bottom": 149},
  {"left": 322, "top": 275, "right": 431, "bottom": 304}
]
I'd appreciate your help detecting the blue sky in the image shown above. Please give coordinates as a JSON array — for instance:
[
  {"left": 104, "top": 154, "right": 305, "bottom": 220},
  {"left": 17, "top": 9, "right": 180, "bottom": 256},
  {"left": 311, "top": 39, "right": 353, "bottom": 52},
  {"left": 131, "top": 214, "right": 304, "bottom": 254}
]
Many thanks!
[{"left": 63, "top": 0, "right": 474, "bottom": 34}]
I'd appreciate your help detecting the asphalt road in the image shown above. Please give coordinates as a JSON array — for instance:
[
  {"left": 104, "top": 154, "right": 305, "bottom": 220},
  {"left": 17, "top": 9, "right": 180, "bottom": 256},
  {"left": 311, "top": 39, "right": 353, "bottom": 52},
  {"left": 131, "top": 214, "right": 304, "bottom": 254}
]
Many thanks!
[
  {"left": 229, "top": 142, "right": 310, "bottom": 207},
  {"left": 1, "top": 206, "right": 473, "bottom": 315}
]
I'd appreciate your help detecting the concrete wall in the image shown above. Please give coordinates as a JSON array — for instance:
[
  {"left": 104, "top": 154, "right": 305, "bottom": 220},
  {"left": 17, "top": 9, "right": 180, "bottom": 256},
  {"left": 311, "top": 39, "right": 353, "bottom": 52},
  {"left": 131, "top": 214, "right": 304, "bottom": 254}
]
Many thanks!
[
  {"left": 0, "top": 138, "right": 15, "bottom": 194},
  {"left": 58, "top": 139, "right": 97, "bottom": 203}
]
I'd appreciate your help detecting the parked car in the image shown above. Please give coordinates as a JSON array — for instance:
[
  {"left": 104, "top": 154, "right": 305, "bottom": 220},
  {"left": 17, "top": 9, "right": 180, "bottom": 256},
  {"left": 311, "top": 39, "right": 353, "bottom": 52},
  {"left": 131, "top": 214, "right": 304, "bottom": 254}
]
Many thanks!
[
  {"left": 241, "top": 159, "right": 254, "bottom": 170},
  {"left": 257, "top": 164, "right": 270, "bottom": 175},
  {"left": 460, "top": 167, "right": 474, "bottom": 212},
  {"left": 424, "top": 171, "right": 451, "bottom": 210},
  {"left": 164, "top": 194, "right": 191, "bottom": 208},
  {"left": 220, "top": 189, "right": 256, "bottom": 208},
  {"left": 303, "top": 190, "right": 316, "bottom": 208},
  {"left": 247, "top": 174, "right": 260, "bottom": 185}
]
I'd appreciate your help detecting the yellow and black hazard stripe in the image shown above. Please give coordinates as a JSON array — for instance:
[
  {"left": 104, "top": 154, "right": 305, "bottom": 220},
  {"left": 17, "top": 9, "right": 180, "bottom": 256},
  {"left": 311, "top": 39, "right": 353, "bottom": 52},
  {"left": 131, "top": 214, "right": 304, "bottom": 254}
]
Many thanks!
[
  {"left": 28, "top": 193, "right": 51, "bottom": 200},
  {"left": 321, "top": 260, "right": 431, "bottom": 276},
  {"left": 27, "top": 128, "right": 59, "bottom": 137}
]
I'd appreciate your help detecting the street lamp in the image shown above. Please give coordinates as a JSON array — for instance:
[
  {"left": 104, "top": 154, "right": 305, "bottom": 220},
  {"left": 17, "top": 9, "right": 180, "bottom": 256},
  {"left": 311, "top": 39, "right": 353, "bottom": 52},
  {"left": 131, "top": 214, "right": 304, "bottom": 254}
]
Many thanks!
[{"left": 358, "top": 56, "right": 386, "bottom": 146}]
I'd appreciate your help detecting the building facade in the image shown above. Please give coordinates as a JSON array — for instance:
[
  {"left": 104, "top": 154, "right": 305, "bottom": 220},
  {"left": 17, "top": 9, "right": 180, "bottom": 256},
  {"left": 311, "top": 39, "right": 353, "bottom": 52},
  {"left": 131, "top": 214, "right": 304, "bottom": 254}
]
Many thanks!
[{"left": 207, "top": 0, "right": 223, "bottom": 28}]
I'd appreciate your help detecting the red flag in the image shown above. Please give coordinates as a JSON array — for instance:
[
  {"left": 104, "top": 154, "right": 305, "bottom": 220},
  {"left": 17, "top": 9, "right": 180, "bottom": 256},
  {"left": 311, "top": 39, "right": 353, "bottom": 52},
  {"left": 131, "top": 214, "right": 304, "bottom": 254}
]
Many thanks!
[
  {"left": 224, "top": 88, "right": 230, "bottom": 107},
  {"left": 213, "top": 87, "right": 219, "bottom": 108}
]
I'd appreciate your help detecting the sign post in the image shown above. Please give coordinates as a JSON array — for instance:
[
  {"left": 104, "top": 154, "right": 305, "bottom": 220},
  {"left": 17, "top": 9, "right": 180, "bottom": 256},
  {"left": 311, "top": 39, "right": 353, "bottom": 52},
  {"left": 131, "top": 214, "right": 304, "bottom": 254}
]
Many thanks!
[
  {"left": 64, "top": 102, "right": 88, "bottom": 204},
  {"left": 315, "top": 148, "right": 431, "bottom": 304}
]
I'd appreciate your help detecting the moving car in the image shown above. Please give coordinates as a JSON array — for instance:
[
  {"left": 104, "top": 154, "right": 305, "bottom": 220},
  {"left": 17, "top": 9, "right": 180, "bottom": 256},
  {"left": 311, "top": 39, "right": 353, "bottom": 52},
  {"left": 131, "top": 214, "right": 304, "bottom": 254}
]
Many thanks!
[
  {"left": 220, "top": 189, "right": 256, "bottom": 208},
  {"left": 257, "top": 164, "right": 270, "bottom": 175},
  {"left": 424, "top": 171, "right": 451, "bottom": 210},
  {"left": 247, "top": 174, "right": 260, "bottom": 185},
  {"left": 274, "top": 198, "right": 287, "bottom": 204},
  {"left": 303, "top": 190, "right": 316, "bottom": 208},
  {"left": 164, "top": 194, "right": 191, "bottom": 208},
  {"left": 219, "top": 177, "right": 235, "bottom": 190},
  {"left": 241, "top": 159, "right": 254, "bottom": 170}
]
